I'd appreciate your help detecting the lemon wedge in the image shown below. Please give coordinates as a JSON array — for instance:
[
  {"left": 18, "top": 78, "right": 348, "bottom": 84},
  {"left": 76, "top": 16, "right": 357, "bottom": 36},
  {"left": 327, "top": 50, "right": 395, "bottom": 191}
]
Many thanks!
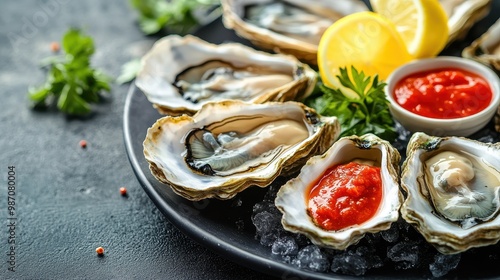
[
  {"left": 318, "top": 11, "right": 413, "bottom": 89},
  {"left": 371, "top": 0, "right": 449, "bottom": 58}
]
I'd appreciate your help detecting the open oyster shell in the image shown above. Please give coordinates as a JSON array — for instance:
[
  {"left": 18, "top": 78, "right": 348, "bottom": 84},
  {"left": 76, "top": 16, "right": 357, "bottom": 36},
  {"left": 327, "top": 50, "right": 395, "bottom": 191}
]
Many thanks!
[
  {"left": 221, "top": 0, "right": 368, "bottom": 64},
  {"left": 275, "top": 134, "right": 402, "bottom": 250},
  {"left": 441, "top": 0, "right": 492, "bottom": 44},
  {"left": 401, "top": 132, "right": 500, "bottom": 254},
  {"left": 143, "top": 100, "right": 340, "bottom": 201},
  {"left": 135, "top": 35, "right": 317, "bottom": 116},
  {"left": 463, "top": 18, "right": 500, "bottom": 72}
]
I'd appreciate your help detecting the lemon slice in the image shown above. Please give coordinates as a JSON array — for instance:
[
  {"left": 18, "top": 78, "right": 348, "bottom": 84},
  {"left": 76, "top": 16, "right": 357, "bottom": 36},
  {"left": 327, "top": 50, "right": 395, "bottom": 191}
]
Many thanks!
[
  {"left": 371, "top": 0, "right": 449, "bottom": 58},
  {"left": 318, "top": 11, "right": 413, "bottom": 89}
]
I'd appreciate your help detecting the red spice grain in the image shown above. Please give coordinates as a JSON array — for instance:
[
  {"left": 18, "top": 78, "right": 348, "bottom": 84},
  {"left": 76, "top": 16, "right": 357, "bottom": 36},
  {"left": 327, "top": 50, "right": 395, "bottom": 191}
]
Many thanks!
[
  {"left": 79, "top": 140, "right": 87, "bottom": 148},
  {"left": 50, "top": 42, "right": 60, "bottom": 53},
  {"left": 96, "top": 247, "right": 104, "bottom": 255},
  {"left": 119, "top": 187, "right": 127, "bottom": 196}
]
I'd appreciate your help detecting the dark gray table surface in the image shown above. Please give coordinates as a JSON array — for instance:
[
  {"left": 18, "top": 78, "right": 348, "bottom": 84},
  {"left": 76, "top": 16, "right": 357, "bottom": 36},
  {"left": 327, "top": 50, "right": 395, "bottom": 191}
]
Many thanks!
[{"left": 0, "top": 1, "right": 498, "bottom": 279}]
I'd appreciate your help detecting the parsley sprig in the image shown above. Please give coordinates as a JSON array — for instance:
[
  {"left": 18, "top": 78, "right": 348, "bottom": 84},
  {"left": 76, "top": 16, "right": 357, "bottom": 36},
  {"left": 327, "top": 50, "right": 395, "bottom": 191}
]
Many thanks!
[
  {"left": 29, "top": 29, "right": 111, "bottom": 115},
  {"left": 130, "top": 0, "right": 220, "bottom": 35},
  {"left": 306, "top": 66, "right": 397, "bottom": 142}
]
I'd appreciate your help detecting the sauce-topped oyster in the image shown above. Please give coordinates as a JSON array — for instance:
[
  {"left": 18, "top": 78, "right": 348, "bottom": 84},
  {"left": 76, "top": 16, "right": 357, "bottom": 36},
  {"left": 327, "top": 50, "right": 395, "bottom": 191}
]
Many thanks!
[
  {"left": 275, "top": 134, "right": 402, "bottom": 250},
  {"left": 143, "top": 100, "right": 340, "bottom": 201},
  {"left": 401, "top": 132, "right": 500, "bottom": 254},
  {"left": 221, "top": 0, "right": 368, "bottom": 64},
  {"left": 135, "top": 35, "right": 316, "bottom": 116}
]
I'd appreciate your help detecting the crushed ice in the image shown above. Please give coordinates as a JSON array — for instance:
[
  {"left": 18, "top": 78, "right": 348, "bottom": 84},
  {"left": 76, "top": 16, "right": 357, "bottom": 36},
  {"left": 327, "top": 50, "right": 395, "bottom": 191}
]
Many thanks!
[{"left": 248, "top": 179, "right": 500, "bottom": 278}]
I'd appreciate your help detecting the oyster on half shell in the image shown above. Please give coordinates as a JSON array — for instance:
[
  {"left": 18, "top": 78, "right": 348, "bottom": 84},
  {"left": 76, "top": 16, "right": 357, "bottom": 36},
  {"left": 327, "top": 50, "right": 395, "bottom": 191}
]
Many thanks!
[
  {"left": 463, "top": 18, "right": 500, "bottom": 72},
  {"left": 135, "top": 35, "right": 316, "bottom": 116},
  {"left": 221, "top": 0, "right": 368, "bottom": 64},
  {"left": 143, "top": 100, "right": 340, "bottom": 201},
  {"left": 401, "top": 132, "right": 500, "bottom": 254},
  {"left": 441, "top": 0, "right": 492, "bottom": 44},
  {"left": 275, "top": 134, "right": 402, "bottom": 250}
]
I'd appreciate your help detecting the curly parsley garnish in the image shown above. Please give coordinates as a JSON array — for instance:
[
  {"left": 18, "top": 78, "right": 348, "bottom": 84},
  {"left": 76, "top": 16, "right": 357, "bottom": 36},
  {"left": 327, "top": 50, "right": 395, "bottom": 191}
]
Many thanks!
[
  {"left": 29, "top": 28, "right": 111, "bottom": 115},
  {"left": 306, "top": 66, "right": 397, "bottom": 142}
]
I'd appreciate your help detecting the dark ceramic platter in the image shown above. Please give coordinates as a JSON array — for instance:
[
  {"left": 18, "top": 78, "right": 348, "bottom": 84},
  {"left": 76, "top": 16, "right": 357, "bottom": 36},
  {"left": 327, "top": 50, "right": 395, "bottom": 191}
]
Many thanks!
[{"left": 123, "top": 9, "right": 500, "bottom": 280}]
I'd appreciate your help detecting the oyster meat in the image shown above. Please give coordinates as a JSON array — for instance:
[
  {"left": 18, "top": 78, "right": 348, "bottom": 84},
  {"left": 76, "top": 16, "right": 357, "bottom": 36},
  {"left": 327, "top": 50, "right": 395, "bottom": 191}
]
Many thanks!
[
  {"left": 440, "top": 0, "right": 492, "bottom": 44},
  {"left": 135, "top": 35, "right": 317, "bottom": 116},
  {"left": 463, "top": 18, "right": 500, "bottom": 72},
  {"left": 401, "top": 132, "right": 500, "bottom": 254},
  {"left": 275, "top": 134, "right": 402, "bottom": 250},
  {"left": 143, "top": 100, "right": 340, "bottom": 201},
  {"left": 221, "top": 0, "right": 368, "bottom": 64}
]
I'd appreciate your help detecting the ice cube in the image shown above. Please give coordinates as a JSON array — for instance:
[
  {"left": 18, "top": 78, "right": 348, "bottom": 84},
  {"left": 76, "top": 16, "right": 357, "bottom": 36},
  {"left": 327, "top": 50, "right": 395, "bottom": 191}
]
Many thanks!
[
  {"left": 251, "top": 210, "right": 282, "bottom": 246},
  {"left": 429, "top": 253, "right": 461, "bottom": 278},
  {"left": 330, "top": 246, "right": 383, "bottom": 276},
  {"left": 291, "top": 245, "right": 329, "bottom": 272},
  {"left": 355, "top": 246, "right": 384, "bottom": 269},
  {"left": 271, "top": 235, "right": 298, "bottom": 256},
  {"left": 380, "top": 224, "right": 400, "bottom": 243},
  {"left": 387, "top": 241, "right": 421, "bottom": 270},
  {"left": 331, "top": 252, "right": 368, "bottom": 276}
]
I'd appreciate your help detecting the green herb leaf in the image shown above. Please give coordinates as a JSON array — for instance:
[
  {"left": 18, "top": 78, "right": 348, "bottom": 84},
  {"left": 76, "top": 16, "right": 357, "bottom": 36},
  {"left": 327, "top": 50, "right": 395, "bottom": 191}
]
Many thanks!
[
  {"left": 305, "top": 66, "right": 397, "bottom": 142},
  {"left": 63, "top": 28, "right": 94, "bottom": 61},
  {"left": 130, "top": 0, "right": 221, "bottom": 35},
  {"left": 117, "top": 59, "right": 142, "bottom": 85},
  {"left": 28, "top": 28, "right": 110, "bottom": 115}
]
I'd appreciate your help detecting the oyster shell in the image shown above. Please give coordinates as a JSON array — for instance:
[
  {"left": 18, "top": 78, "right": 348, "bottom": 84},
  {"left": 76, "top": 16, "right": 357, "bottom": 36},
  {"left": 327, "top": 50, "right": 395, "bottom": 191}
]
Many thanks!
[
  {"left": 463, "top": 18, "right": 500, "bottom": 72},
  {"left": 221, "top": 0, "right": 368, "bottom": 64},
  {"left": 401, "top": 132, "right": 500, "bottom": 254},
  {"left": 441, "top": 0, "right": 492, "bottom": 44},
  {"left": 275, "top": 134, "right": 402, "bottom": 250},
  {"left": 135, "top": 35, "right": 317, "bottom": 116},
  {"left": 143, "top": 100, "right": 340, "bottom": 201},
  {"left": 496, "top": 107, "right": 500, "bottom": 132}
]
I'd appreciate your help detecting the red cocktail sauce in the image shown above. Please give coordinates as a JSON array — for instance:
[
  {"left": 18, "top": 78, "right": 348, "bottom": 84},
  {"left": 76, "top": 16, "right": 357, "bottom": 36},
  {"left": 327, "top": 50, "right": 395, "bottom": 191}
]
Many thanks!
[
  {"left": 393, "top": 68, "right": 492, "bottom": 119},
  {"left": 307, "top": 162, "right": 382, "bottom": 231}
]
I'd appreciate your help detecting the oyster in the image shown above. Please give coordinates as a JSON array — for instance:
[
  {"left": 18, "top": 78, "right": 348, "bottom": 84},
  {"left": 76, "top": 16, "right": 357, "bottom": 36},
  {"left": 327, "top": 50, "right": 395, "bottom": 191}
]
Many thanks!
[
  {"left": 135, "top": 35, "right": 317, "bottom": 116},
  {"left": 275, "top": 134, "right": 402, "bottom": 250},
  {"left": 143, "top": 100, "right": 340, "bottom": 201},
  {"left": 401, "top": 132, "right": 500, "bottom": 254},
  {"left": 496, "top": 107, "right": 500, "bottom": 132},
  {"left": 221, "top": 0, "right": 368, "bottom": 64},
  {"left": 463, "top": 18, "right": 500, "bottom": 72},
  {"left": 440, "top": 0, "right": 491, "bottom": 44}
]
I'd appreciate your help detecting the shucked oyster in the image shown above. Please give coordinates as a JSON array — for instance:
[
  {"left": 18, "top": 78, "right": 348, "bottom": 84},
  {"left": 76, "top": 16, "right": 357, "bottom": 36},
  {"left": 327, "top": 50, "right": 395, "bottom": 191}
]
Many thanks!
[
  {"left": 275, "top": 134, "right": 402, "bottom": 250},
  {"left": 440, "top": 0, "right": 491, "bottom": 44},
  {"left": 143, "top": 100, "right": 340, "bottom": 201},
  {"left": 463, "top": 18, "right": 500, "bottom": 72},
  {"left": 221, "top": 0, "right": 368, "bottom": 64},
  {"left": 462, "top": 18, "right": 500, "bottom": 132},
  {"left": 135, "top": 35, "right": 316, "bottom": 116},
  {"left": 401, "top": 132, "right": 500, "bottom": 254}
]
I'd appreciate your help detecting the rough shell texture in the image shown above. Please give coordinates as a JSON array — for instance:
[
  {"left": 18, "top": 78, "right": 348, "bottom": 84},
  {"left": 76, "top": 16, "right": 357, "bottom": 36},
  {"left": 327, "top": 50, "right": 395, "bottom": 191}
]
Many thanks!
[
  {"left": 221, "top": 0, "right": 368, "bottom": 65},
  {"left": 442, "top": 0, "right": 491, "bottom": 44},
  {"left": 275, "top": 134, "right": 402, "bottom": 250},
  {"left": 463, "top": 18, "right": 500, "bottom": 72},
  {"left": 496, "top": 107, "right": 500, "bottom": 132},
  {"left": 135, "top": 35, "right": 317, "bottom": 116},
  {"left": 143, "top": 100, "right": 340, "bottom": 201},
  {"left": 401, "top": 132, "right": 500, "bottom": 254}
]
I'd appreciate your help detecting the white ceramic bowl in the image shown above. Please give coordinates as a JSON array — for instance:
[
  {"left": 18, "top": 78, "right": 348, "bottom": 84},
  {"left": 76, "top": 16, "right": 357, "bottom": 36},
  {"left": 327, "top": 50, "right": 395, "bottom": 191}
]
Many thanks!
[{"left": 385, "top": 56, "right": 500, "bottom": 137}]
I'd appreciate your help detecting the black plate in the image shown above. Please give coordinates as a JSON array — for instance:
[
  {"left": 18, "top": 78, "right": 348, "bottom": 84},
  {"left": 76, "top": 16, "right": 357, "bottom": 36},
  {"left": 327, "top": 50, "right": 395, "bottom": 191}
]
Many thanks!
[{"left": 123, "top": 11, "right": 500, "bottom": 280}]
